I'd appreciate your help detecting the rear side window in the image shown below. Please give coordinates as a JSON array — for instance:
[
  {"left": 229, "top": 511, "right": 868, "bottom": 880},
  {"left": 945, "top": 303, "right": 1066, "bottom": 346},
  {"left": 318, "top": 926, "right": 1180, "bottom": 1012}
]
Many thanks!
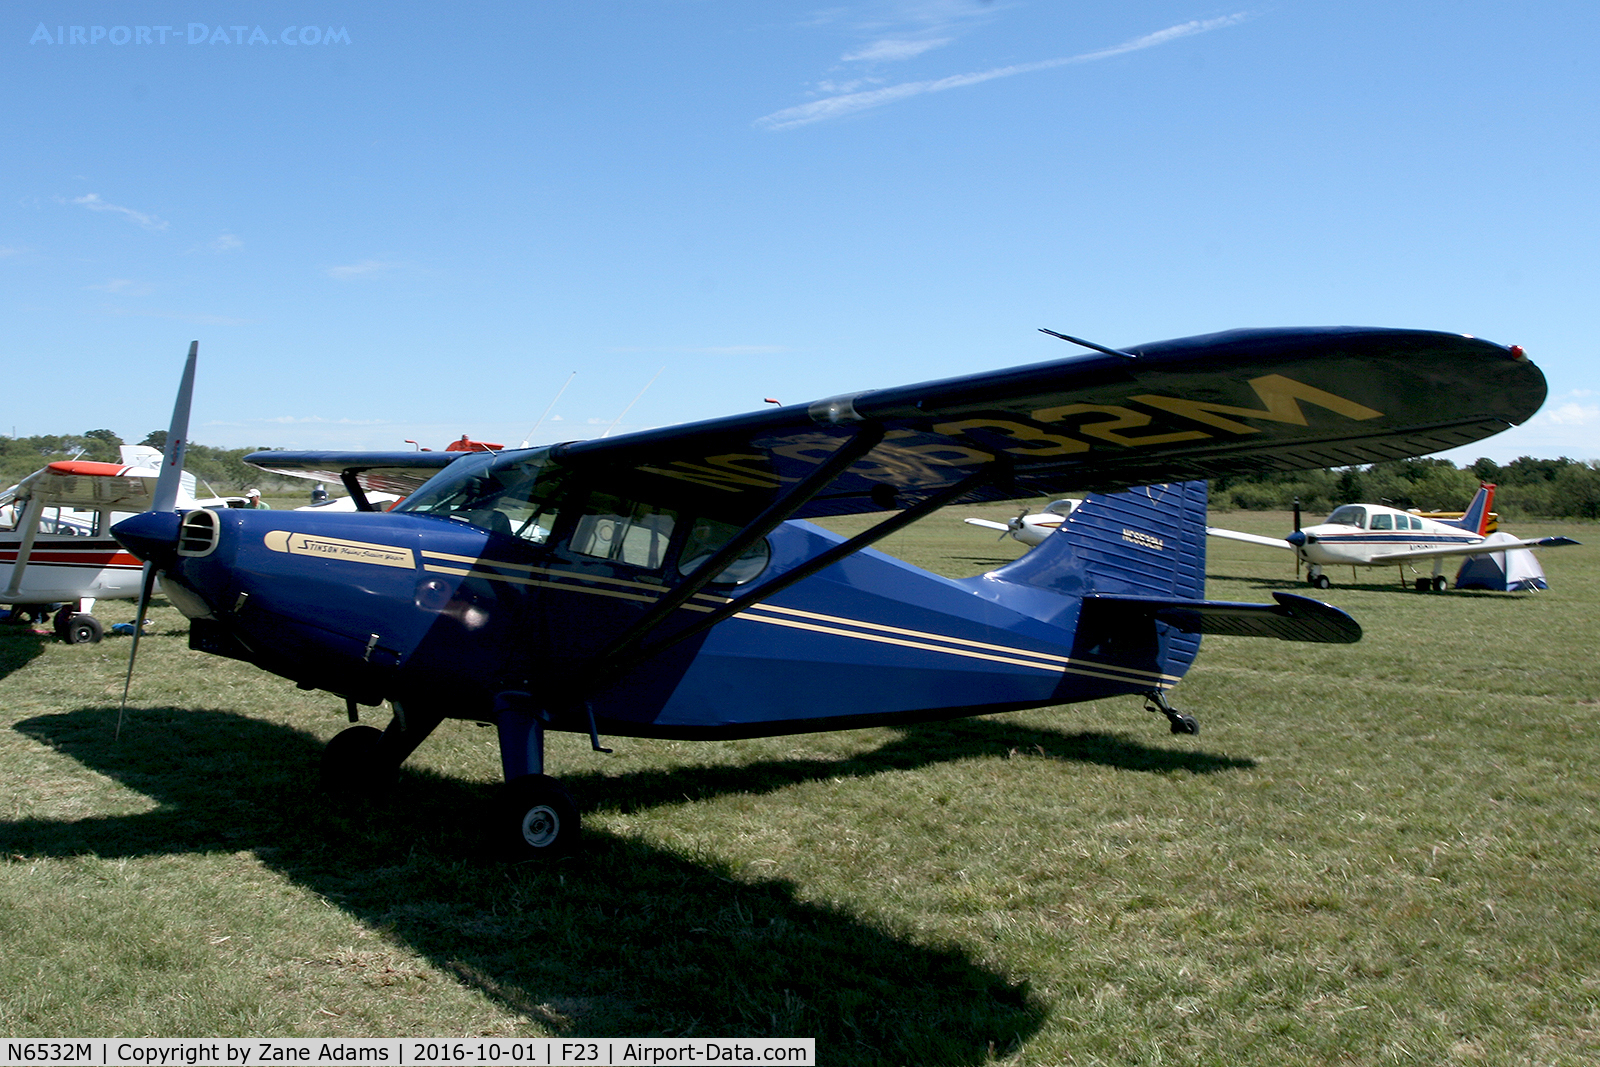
[
  {"left": 571, "top": 493, "right": 677, "bottom": 569},
  {"left": 677, "top": 517, "right": 770, "bottom": 585}
]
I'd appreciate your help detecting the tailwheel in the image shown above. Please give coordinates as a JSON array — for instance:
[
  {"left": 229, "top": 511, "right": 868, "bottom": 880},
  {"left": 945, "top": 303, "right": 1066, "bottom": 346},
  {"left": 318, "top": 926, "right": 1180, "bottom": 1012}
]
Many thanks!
[
  {"left": 1144, "top": 691, "right": 1199, "bottom": 737},
  {"left": 320, "top": 724, "right": 395, "bottom": 795},
  {"left": 500, "top": 774, "right": 580, "bottom": 859}
]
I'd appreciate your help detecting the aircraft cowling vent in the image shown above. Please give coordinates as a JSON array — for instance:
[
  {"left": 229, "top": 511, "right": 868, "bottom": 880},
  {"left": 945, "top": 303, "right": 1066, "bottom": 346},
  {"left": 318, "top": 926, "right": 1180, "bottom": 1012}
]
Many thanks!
[{"left": 178, "top": 509, "right": 220, "bottom": 557}]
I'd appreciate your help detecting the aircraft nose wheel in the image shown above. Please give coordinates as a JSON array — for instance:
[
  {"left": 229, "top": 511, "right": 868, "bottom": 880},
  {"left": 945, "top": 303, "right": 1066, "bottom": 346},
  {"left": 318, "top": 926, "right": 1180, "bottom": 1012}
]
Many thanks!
[{"left": 500, "top": 774, "right": 580, "bottom": 859}]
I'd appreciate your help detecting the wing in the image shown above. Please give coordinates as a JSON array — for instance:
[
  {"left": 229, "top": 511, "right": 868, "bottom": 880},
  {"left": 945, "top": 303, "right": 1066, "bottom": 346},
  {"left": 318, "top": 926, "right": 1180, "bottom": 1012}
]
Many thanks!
[
  {"left": 1206, "top": 526, "right": 1296, "bottom": 551},
  {"left": 243, "top": 451, "right": 462, "bottom": 500},
  {"left": 1376, "top": 534, "right": 1581, "bottom": 564},
  {"left": 6, "top": 461, "right": 159, "bottom": 510},
  {"left": 248, "top": 327, "right": 1546, "bottom": 520}
]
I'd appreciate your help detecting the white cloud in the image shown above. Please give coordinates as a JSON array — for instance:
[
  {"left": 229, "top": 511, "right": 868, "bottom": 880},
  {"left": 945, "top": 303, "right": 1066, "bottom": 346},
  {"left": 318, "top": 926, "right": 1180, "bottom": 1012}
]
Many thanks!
[
  {"left": 87, "top": 278, "right": 154, "bottom": 295},
  {"left": 213, "top": 233, "right": 242, "bottom": 252},
  {"left": 324, "top": 259, "right": 404, "bottom": 279},
  {"left": 844, "top": 37, "right": 951, "bottom": 62},
  {"left": 759, "top": 13, "right": 1250, "bottom": 130},
  {"left": 69, "top": 192, "right": 168, "bottom": 231},
  {"left": 1535, "top": 401, "right": 1600, "bottom": 426}
]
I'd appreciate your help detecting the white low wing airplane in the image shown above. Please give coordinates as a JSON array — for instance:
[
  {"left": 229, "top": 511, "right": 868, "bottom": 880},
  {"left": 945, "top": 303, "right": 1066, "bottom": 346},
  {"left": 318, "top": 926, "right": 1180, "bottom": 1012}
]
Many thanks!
[
  {"left": 963, "top": 498, "right": 1082, "bottom": 544},
  {"left": 1207, "top": 484, "right": 1580, "bottom": 592}
]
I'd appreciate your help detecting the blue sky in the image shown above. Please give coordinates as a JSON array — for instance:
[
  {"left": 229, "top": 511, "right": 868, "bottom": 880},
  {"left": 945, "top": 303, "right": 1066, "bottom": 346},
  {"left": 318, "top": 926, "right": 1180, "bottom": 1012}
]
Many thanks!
[{"left": 5, "top": 1, "right": 1596, "bottom": 464}]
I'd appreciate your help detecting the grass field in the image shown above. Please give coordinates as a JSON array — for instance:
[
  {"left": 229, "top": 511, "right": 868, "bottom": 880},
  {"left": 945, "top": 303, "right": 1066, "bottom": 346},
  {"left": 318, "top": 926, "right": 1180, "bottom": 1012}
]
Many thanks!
[{"left": 1, "top": 503, "right": 1596, "bottom": 1064}]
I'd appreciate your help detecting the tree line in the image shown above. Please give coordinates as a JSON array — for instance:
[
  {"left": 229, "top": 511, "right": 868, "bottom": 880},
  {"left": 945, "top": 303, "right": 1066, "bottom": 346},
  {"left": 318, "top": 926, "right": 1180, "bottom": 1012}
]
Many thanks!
[
  {"left": 1211, "top": 455, "right": 1600, "bottom": 520},
  {"left": 3, "top": 430, "right": 1597, "bottom": 520},
  {"left": 0, "top": 430, "right": 300, "bottom": 496}
]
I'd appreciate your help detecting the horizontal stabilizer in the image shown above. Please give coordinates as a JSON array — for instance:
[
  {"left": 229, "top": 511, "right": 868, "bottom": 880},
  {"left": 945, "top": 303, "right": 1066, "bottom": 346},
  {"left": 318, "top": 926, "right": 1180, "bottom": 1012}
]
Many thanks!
[{"left": 1080, "top": 591, "right": 1361, "bottom": 644}]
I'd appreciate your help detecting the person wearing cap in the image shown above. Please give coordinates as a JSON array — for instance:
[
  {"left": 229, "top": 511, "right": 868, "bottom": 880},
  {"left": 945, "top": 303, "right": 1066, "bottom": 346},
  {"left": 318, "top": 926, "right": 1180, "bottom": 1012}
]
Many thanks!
[{"left": 245, "top": 488, "right": 270, "bottom": 509}]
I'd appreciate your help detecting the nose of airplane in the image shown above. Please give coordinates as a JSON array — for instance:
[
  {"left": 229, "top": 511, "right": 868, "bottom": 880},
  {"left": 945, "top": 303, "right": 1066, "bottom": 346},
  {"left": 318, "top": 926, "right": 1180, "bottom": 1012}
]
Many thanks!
[
  {"left": 112, "top": 510, "right": 184, "bottom": 565},
  {"left": 1285, "top": 530, "right": 1312, "bottom": 548}
]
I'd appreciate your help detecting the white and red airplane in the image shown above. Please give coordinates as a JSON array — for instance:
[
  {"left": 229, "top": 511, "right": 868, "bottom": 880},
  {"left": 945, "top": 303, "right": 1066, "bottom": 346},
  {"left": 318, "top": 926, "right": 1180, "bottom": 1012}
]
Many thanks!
[
  {"left": 0, "top": 352, "right": 231, "bottom": 643},
  {"left": 1207, "top": 484, "right": 1579, "bottom": 592}
]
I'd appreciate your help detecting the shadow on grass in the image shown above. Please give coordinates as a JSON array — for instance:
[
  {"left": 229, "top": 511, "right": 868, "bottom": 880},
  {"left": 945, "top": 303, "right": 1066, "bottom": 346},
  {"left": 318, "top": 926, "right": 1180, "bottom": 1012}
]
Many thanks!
[
  {"left": 0, "top": 626, "right": 50, "bottom": 680},
  {"left": 6, "top": 707, "right": 1052, "bottom": 1063},
  {"left": 1205, "top": 572, "right": 1539, "bottom": 599},
  {"left": 566, "top": 716, "right": 1253, "bottom": 817}
]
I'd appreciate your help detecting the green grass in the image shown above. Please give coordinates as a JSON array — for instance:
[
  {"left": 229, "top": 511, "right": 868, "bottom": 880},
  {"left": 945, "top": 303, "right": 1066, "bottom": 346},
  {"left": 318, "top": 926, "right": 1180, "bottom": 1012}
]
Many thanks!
[{"left": 1, "top": 503, "right": 1597, "bottom": 1064}]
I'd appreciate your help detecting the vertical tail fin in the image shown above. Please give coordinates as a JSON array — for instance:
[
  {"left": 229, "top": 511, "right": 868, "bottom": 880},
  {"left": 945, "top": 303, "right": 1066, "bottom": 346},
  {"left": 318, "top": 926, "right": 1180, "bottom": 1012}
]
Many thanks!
[
  {"left": 1450, "top": 483, "right": 1496, "bottom": 535},
  {"left": 986, "top": 481, "right": 1208, "bottom": 599}
]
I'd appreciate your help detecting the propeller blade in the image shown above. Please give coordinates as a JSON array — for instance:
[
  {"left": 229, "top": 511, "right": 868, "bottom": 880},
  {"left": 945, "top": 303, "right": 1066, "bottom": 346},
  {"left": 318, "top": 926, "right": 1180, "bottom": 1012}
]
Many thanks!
[
  {"left": 116, "top": 340, "right": 197, "bottom": 738},
  {"left": 1292, "top": 498, "right": 1304, "bottom": 579},
  {"left": 116, "top": 561, "right": 160, "bottom": 740},
  {"left": 151, "top": 341, "right": 197, "bottom": 513}
]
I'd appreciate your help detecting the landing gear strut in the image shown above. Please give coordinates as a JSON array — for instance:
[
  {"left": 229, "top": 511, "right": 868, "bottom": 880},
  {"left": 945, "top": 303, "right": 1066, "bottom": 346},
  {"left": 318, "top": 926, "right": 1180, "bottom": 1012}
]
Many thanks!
[{"left": 1145, "top": 690, "right": 1199, "bottom": 736}]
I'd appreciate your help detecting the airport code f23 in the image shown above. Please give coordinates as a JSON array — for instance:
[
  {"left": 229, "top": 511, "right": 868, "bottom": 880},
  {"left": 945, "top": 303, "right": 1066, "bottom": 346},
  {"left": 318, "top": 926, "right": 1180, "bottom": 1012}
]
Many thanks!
[{"left": 28, "top": 24, "right": 350, "bottom": 46}]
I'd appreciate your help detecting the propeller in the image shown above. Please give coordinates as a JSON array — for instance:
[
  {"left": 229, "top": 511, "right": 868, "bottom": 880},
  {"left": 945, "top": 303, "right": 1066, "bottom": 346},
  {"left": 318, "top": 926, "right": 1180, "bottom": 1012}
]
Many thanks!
[
  {"left": 116, "top": 341, "right": 197, "bottom": 738},
  {"left": 1000, "top": 507, "right": 1028, "bottom": 541},
  {"left": 1292, "top": 497, "right": 1303, "bottom": 579}
]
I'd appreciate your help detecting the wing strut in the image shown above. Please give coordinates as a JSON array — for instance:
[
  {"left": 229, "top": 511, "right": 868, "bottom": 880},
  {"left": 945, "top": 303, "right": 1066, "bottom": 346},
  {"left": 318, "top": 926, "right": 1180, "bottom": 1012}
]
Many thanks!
[
  {"left": 339, "top": 471, "right": 376, "bottom": 512},
  {"left": 1, "top": 496, "right": 47, "bottom": 599},
  {"left": 583, "top": 458, "right": 1004, "bottom": 693},
  {"left": 582, "top": 423, "right": 888, "bottom": 676}
]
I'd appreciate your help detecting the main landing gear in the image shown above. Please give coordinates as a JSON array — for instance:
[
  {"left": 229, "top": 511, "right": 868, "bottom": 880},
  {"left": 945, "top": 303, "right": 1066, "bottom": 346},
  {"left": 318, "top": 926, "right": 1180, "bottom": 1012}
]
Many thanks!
[
  {"left": 1145, "top": 690, "right": 1199, "bottom": 736},
  {"left": 319, "top": 698, "right": 582, "bottom": 860}
]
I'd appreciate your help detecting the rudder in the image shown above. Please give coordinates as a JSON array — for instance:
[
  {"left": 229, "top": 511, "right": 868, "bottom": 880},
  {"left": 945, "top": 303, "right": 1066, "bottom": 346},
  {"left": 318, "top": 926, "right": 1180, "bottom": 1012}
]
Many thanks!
[{"left": 986, "top": 481, "right": 1208, "bottom": 600}]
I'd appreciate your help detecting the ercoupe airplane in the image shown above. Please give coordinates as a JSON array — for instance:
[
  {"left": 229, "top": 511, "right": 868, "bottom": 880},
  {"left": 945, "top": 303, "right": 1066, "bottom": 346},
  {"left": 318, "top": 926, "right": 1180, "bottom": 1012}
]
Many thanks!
[
  {"left": 1207, "top": 483, "right": 1579, "bottom": 591},
  {"left": 1, "top": 415, "right": 221, "bottom": 642},
  {"left": 112, "top": 327, "right": 1549, "bottom": 859}
]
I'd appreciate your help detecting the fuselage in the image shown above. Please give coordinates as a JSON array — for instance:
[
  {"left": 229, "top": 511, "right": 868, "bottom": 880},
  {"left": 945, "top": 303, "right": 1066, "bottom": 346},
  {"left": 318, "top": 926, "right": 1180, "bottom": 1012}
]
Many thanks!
[
  {"left": 1293, "top": 503, "right": 1481, "bottom": 568},
  {"left": 1, "top": 507, "right": 144, "bottom": 605},
  {"left": 118, "top": 448, "right": 1200, "bottom": 739}
]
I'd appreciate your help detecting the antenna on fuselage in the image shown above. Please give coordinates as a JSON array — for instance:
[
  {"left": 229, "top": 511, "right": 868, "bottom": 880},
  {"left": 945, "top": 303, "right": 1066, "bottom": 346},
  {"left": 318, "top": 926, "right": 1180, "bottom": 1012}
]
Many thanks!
[
  {"left": 520, "top": 371, "right": 577, "bottom": 449},
  {"left": 601, "top": 366, "right": 664, "bottom": 439}
]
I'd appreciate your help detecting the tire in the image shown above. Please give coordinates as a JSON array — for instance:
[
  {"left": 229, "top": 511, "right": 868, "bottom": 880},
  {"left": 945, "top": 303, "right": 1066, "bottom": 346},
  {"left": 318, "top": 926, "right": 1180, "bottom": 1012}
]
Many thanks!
[
  {"left": 320, "top": 725, "right": 393, "bottom": 795},
  {"left": 1312, "top": 574, "right": 1331, "bottom": 590},
  {"left": 1433, "top": 575, "right": 1449, "bottom": 592},
  {"left": 500, "top": 774, "right": 580, "bottom": 859},
  {"left": 62, "top": 614, "right": 103, "bottom": 644}
]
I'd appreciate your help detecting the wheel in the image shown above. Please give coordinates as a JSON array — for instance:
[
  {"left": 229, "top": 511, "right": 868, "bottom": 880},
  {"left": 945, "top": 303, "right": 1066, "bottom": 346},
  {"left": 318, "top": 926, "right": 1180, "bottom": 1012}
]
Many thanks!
[
  {"left": 1311, "top": 574, "right": 1331, "bottom": 590},
  {"left": 1169, "top": 714, "right": 1200, "bottom": 736},
  {"left": 320, "top": 725, "right": 394, "bottom": 795},
  {"left": 1432, "top": 575, "right": 1449, "bottom": 592},
  {"left": 499, "top": 774, "right": 580, "bottom": 859},
  {"left": 62, "top": 614, "right": 103, "bottom": 644}
]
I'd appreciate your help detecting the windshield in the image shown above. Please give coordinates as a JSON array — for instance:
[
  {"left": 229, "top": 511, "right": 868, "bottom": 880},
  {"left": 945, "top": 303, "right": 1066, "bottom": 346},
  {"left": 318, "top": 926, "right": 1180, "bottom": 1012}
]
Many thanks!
[
  {"left": 1326, "top": 505, "right": 1366, "bottom": 528},
  {"left": 396, "top": 448, "right": 566, "bottom": 544}
]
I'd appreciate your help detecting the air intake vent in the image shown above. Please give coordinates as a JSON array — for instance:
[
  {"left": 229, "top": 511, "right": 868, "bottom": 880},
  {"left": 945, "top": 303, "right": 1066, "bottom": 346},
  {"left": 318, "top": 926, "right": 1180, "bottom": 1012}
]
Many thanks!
[{"left": 177, "top": 509, "right": 219, "bottom": 557}]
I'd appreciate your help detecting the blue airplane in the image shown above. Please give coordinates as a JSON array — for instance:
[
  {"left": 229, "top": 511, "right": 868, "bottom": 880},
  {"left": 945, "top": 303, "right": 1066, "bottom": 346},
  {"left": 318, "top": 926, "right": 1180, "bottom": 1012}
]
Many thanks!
[{"left": 112, "top": 327, "right": 1548, "bottom": 859}]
